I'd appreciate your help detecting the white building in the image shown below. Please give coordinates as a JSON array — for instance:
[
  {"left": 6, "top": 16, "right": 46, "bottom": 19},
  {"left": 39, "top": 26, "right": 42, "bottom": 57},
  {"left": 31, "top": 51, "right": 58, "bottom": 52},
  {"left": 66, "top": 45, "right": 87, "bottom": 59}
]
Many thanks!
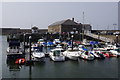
[
  {"left": 31, "top": 26, "right": 38, "bottom": 33},
  {"left": 82, "top": 24, "right": 92, "bottom": 33}
]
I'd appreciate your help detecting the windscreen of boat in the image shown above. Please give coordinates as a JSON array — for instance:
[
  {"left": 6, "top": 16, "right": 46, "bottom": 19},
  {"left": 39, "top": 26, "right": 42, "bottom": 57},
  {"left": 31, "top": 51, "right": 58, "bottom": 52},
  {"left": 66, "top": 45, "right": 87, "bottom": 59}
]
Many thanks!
[
  {"left": 84, "top": 45, "right": 92, "bottom": 51},
  {"left": 53, "top": 50, "right": 60, "bottom": 56},
  {"left": 38, "top": 39, "right": 44, "bottom": 42},
  {"left": 34, "top": 49, "right": 43, "bottom": 53},
  {"left": 61, "top": 50, "right": 65, "bottom": 52},
  {"left": 97, "top": 44, "right": 104, "bottom": 48}
]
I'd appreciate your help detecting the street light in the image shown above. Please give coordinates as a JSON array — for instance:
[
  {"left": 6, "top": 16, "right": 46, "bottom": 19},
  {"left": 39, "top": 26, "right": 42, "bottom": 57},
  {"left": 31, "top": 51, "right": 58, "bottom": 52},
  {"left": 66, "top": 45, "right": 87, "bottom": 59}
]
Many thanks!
[
  {"left": 80, "top": 32, "right": 82, "bottom": 41},
  {"left": 116, "top": 34, "right": 118, "bottom": 46},
  {"left": 98, "top": 32, "right": 100, "bottom": 40},
  {"left": 23, "top": 33, "right": 26, "bottom": 54},
  {"left": 71, "top": 31, "right": 74, "bottom": 50},
  {"left": 29, "top": 36, "right": 32, "bottom": 61}
]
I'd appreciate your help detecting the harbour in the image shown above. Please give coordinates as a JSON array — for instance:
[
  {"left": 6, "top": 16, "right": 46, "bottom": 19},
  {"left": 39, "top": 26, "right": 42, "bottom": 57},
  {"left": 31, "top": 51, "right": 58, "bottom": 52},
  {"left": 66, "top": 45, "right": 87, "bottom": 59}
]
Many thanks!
[
  {"left": 2, "top": 35, "right": 119, "bottom": 78},
  {"left": 1, "top": 2, "right": 120, "bottom": 79}
]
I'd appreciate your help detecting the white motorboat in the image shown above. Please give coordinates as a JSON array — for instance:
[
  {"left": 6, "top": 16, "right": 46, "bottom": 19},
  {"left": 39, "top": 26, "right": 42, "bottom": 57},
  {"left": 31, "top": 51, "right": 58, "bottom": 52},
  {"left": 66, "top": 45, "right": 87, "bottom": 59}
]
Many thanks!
[
  {"left": 104, "top": 44, "right": 117, "bottom": 50},
  {"left": 53, "top": 39, "right": 61, "bottom": 45},
  {"left": 32, "top": 48, "right": 45, "bottom": 61},
  {"left": 49, "top": 45, "right": 65, "bottom": 61},
  {"left": 110, "top": 48, "right": 120, "bottom": 57},
  {"left": 63, "top": 47, "right": 80, "bottom": 60},
  {"left": 91, "top": 50, "right": 101, "bottom": 58},
  {"left": 91, "top": 50, "right": 105, "bottom": 59},
  {"left": 80, "top": 51, "right": 94, "bottom": 61},
  {"left": 7, "top": 41, "right": 24, "bottom": 59}
]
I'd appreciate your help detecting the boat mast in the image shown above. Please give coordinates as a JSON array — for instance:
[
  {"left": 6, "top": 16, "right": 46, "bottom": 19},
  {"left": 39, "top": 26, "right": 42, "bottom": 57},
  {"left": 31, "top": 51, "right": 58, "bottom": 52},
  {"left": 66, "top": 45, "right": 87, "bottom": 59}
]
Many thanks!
[{"left": 82, "top": 11, "right": 84, "bottom": 41}]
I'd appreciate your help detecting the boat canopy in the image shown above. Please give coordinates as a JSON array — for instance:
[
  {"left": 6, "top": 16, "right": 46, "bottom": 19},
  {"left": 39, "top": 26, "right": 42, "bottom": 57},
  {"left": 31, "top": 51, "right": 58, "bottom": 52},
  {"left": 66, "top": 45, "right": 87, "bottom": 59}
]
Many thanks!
[
  {"left": 68, "top": 41, "right": 71, "bottom": 45},
  {"left": 82, "top": 46, "right": 88, "bottom": 51},
  {"left": 48, "top": 42, "right": 53, "bottom": 45},
  {"left": 43, "top": 42, "right": 47, "bottom": 45},
  {"left": 9, "top": 41, "right": 20, "bottom": 47},
  {"left": 53, "top": 50, "right": 60, "bottom": 56},
  {"left": 90, "top": 41, "right": 98, "bottom": 45}
]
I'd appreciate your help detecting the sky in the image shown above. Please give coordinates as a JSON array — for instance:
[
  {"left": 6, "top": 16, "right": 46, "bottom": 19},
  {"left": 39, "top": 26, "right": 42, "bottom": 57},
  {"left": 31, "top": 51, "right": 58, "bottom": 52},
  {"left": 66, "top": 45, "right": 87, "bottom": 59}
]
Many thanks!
[{"left": 1, "top": 2, "right": 118, "bottom": 30}]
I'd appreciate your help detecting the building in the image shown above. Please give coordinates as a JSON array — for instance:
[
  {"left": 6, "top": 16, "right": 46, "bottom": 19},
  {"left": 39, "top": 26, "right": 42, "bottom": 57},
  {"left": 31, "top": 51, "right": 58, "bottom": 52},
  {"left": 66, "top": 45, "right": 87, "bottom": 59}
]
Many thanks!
[
  {"left": 48, "top": 18, "right": 82, "bottom": 34},
  {"left": 82, "top": 24, "right": 92, "bottom": 33},
  {"left": 31, "top": 26, "right": 38, "bottom": 33}
]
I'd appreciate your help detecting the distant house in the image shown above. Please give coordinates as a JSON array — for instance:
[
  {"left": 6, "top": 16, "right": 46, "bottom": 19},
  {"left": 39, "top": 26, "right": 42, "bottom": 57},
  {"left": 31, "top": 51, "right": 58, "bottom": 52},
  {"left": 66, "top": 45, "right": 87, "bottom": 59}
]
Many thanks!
[
  {"left": 82, "top": 24, "right": 92, "bottom": 33},
  {"left": 48, "top": 18, "right": 82, "bottom": 34},
  {"left": 32, "top": 26, "right": 38, "bottom": 33}
]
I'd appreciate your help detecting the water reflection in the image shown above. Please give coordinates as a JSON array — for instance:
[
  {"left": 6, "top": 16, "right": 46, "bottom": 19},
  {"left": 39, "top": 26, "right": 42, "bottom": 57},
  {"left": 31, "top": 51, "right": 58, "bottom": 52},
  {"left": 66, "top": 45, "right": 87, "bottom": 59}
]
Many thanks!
[
  {"left": 4, "top": 44, "right": 118, "bottom": 78},
  {"left": 6, "top": 60, "right": 22, "bottom": 71}
]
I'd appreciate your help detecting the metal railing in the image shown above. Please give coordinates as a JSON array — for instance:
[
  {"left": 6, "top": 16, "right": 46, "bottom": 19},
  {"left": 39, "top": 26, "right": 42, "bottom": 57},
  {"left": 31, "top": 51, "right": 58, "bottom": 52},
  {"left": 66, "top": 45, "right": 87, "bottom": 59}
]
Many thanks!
[{"left": 85, "top": 32, "right": 114, "bottom": 43}]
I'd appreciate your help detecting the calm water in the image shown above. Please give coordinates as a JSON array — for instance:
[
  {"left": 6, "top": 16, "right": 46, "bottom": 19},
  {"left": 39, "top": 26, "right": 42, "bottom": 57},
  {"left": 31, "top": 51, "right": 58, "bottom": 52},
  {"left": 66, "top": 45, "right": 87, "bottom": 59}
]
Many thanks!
[{"left": 2, "top": 36, "right": 119, "bottom": 78}]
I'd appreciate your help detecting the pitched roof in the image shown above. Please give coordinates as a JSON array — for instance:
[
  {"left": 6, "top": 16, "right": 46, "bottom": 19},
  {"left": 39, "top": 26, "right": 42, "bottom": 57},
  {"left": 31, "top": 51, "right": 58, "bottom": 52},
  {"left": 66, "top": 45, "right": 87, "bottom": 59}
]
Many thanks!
[
  {"left": 49, "top": 19, "right": 69, "bottom": 27},
  {"left": 32, "top": 26, "right": 38, "bottom": 29}
]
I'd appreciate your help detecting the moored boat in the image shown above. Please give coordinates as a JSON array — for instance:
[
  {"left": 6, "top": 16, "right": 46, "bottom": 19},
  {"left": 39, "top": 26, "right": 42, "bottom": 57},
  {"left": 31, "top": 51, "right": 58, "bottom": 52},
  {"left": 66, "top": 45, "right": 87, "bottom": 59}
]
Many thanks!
[
  {"left": 32, "top": 47, "right": 45, "bottom": 61},
  {"left": 63, "top": 47, "right": 80, "bottom": 60},
  {"left": 7, "top": 41, "right": 24, "bottom": 60},
  {"left": 49, "top": 45, "right": 65, "bottom": 61}
]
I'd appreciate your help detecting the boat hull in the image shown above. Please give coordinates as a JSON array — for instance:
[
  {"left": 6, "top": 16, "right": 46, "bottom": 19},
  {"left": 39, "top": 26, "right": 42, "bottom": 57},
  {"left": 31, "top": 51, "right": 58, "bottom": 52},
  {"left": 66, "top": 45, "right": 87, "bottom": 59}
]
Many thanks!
[
  {"left": 65, "top": 55, "right": 79, "bottom": 60},
  {"left": 32, "top": 52, "right": 45, "bottom": 62},
  {"left": 50, "top": 55, "right": 65, "bottom": 61},
  {"left": 7, "top": 54, "right": 25, "bottom": 60}
]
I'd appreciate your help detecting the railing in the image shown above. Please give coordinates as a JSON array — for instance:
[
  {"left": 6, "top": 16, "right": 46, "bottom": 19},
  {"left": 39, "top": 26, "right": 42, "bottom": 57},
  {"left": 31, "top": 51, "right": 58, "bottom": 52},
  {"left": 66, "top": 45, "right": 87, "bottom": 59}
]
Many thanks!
[{"left": 85, "top": 32, "right": 114, "bottom": 43}]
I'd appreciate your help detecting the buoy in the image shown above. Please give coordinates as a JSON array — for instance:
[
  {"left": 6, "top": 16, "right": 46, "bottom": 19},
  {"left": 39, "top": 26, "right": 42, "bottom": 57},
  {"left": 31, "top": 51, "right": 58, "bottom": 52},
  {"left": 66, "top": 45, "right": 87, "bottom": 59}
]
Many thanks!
[{"left": 15, "top": 58, "right": 25, "bottom": 64}]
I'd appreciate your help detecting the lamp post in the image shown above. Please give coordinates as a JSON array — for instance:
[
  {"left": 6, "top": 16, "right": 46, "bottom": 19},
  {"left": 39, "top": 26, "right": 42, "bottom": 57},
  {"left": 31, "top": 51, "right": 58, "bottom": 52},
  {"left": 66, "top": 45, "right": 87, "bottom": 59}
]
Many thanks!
[
  {"left": 71, "top": 35, "right": 74, "bottom": 50},
  {"left": 73, "top": 28, "right": 76, "bottom": 40},
  {"left": 29, "top": 36, "right": 32, "bottom": 61},
  {"left": 116, "top": 34, "right": 118, "bottom": 46},
  {"left": 44, "top": 32, "right": 47, "bottom": 54},
  {"left": 98, "top": 32, "right": 100, "bottom": 40},
  {"left": 71, "top": 31, "right": 74, "bottom": 50},
  {"left": 23, "top": 33, "right": 26, "bottom": 54},
  {"left": 80, "top": 32, "right": 82, "bottom": 41}
]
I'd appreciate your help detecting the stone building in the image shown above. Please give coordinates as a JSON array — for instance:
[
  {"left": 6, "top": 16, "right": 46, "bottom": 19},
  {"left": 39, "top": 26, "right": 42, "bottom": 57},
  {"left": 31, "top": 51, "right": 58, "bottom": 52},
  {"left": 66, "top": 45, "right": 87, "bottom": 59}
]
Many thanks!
[{"left": 48, "top": 18, "right": 82, "bottom": 34}]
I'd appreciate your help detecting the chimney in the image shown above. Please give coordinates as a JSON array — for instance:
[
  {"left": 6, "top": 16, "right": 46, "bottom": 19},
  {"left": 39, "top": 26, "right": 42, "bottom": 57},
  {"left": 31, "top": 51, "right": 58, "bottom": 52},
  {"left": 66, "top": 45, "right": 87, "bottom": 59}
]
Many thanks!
[{"left": 72, "top": 18, "right": 74, "bottom": 22}]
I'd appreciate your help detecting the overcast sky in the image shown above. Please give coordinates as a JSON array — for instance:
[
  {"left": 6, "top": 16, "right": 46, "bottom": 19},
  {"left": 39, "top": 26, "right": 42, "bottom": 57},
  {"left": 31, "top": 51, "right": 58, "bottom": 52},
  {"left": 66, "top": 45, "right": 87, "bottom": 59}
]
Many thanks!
[{"left": 2, "top": 2, "right": 118, "bottom": 30}]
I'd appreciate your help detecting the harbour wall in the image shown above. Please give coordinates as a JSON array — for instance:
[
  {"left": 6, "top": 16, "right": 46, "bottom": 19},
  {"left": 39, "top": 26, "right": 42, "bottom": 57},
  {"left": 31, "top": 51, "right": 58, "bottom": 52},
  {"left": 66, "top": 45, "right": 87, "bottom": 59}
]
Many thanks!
[{"left": 0, "top": 28, "right": 48, "bottom": 35}]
